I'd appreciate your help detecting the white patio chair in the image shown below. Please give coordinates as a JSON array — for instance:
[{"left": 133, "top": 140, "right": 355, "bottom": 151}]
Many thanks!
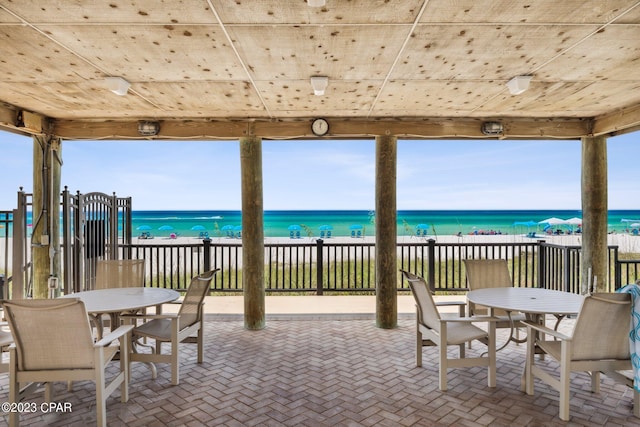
[
  {"left": 123, "top": 269, "right": 218, "bottom": 385},
  {"left": 524, "top": 292, "right": 639, "bottom": 421},
  {"left": 464, "top": 259, "right": 526, "bottom": 342},
  {"left": 400, "top": 270, "right": 497, "bottom": 391},
  {"left": 3, "top": 298, "right": 132, "bottom": 427}
]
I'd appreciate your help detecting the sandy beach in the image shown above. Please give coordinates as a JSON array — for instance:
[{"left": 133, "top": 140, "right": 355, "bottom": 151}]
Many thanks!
[
  {"left": 134, "top": 232, "right": 640, "bottom": 254},
  {"left": 2, "top": 233, "right": 639, "bottom": 278}
]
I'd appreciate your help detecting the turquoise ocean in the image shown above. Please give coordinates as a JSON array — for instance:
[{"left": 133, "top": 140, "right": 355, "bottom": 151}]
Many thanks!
[{"left": 130, "top": 210, "right": 640, "bottom": 239}]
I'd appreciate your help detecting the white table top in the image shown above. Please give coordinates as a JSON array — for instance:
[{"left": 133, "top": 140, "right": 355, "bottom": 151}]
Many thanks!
[
  {"left": 467, "top": 287, "right": 584, "bottom": 316},
  {"left": 60, "top": 287, "right": 180, "bottom": 314}
]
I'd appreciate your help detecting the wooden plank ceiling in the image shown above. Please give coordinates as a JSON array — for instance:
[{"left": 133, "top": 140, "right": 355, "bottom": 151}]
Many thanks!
[{"left": 0, "top": 0, "right": 639, "bottom": 140}]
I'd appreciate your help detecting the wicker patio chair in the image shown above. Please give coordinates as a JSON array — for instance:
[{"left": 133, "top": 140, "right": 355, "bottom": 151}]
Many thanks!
[
  {"left": 400, "top": 270, "right": 497, "bottom": 391},
  {"left": 123, "top": 269, "right": 218, "bottom": 385},
  {"left": 3, "top": 298, "right": 132, "bottom": 427},
  {"left": 524, "top": 292, "right": 639, "bottom": 421}
]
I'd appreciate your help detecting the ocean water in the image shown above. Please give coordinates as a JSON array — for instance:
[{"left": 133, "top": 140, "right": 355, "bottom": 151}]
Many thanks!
[{"left": 130, "top": 210, "right": 640, "bottom": 238}]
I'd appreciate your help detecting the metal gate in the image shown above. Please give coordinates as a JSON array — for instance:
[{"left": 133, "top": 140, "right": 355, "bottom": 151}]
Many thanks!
[{"left": 61, "top": 190, "right": 132, "bottom": 292}]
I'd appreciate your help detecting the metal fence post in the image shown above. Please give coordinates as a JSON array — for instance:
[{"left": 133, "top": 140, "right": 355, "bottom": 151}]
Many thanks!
[
  {"left": 316, "top": 239, "right": 324, "bottom": 295},
  {"left": 427, "top": 239, "right": 436, "bottom": 292},
  {"left": 537, "top": 240, "right": 546, "bottom": 288},
  {"left": 203, "top": 238, "right": 211, "bottom": 272}
]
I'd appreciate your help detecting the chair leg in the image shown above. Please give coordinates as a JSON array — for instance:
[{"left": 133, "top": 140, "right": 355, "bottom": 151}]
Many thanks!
[
  {"left": 524, "top": 331, "right": 535, "bottom": 395},
  {"left": 415, "top": 316, "right": 422, "bottom": 367},
  {"left": 171, "top": 320, "right": 180, "bottom": 385},
  {"left": 590, "top": 371, "right": 600, "bottom": 393},
  {"left": 197, "top": 323, "right": 204, "bottom": 364},
  {"left": 95, "top": 367, "right": 107, "bottom": 427},
  {"left": 438, "top": 341, "right": 448, "bottom": 391},
  {"left": 487, "top": 322, "right": 496, "bottom": 388},
  {"left": 120, "top": 334, "right": 130, "bottom": 403},
  {"left": 559, "top": 342, "right": 571, "bottom": 421}
]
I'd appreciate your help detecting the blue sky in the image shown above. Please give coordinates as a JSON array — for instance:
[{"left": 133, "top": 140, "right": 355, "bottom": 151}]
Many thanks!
[{"left": 0, "top": 131, "right": 638, "bottom": 211}]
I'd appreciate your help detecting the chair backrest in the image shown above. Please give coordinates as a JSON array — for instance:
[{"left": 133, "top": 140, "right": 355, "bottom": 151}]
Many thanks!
[
  {"left": 178, "top": 269, "right": 218, "bottom": 328},
  {"left": 3, "top": 299, "right": 95, "bottom": 371},
  {"left": 400, "top": 270, "right": 441, "bottom": 332},
  {"left": 95, "top": 259, "right": 145, "bottom": 289},
  {"left": 571, "top": 292, "right": 631, "bottom": 361},
  {"left": 464, "top": 259, "right": 513, "bottom": 290}
]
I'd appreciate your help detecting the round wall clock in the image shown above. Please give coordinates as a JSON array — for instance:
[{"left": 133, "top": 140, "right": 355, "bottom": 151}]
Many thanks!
[{"left": 311, "top": 118, "right": 329, "bottom": 136}]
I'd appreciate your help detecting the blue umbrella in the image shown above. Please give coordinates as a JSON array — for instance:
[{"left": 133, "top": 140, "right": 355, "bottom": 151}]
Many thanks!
[
  {"left": 415, "top": 224, "right": 429, "bottom": 229},
  {"left": 191, "top": 225, "right": 206, "bottom": 231},
  {"left": 136, "top": 225, "right": 151, "bottom": 231},
  {"left": 158, "top": 225, "right": 174, "bottom": 231},
  {"left": 288, "top": 225, "right": 302, "bottom": 231},
  {"left": 349, "top": 224, "right": 363, "bottom": 230},
  {"left": 512, "top": 220, "right": 537, "bottom": 227},
  {"left": 319, "top": 224, "right": 333, "bottom": 231}
]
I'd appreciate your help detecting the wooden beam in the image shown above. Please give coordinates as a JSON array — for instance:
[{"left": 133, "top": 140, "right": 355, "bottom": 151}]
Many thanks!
[
  {"left": 593, "top": 104, "right": 640, "bottom": 137},
  {"left": 52, "top": 117, "right": 592, "bottom": 141}
]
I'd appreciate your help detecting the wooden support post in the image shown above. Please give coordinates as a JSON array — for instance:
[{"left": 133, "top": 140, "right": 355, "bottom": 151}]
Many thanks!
[
  {"left": 581, "top": 135, "right": 608, "bottom": 293},
  {"left": 375, "top": 135, "right": 397, "bottom": 329},
  {"left": 31, "top": 135, "right": 62, "bottom": 299},
  {"left": 240, "top": 136, "right": 265, "bottom": 330}
]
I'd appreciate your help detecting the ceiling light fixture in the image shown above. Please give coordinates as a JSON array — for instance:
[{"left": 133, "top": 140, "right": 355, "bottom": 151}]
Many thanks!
[
  {"left": 137, "top": 121, "right": 160, "bottom": 136},
  {"left": 310, "top": 76, "right": 329, "bottom": 96},
  {"left": 105, "top": 76, "right": 131, "bottom": 96},
  {"left": 481, "top": 121, "right": 504, "bottom": 136},
  {"left": 506, "top": 75, "right": 532, "bottom": 95},
  {"left": 307, "top": 0, "right": 326, "bottom": 7}
]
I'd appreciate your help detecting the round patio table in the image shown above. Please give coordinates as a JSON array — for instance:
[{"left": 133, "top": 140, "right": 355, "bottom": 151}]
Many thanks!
[
  {"left": 467, "top": 287, "right": 584, "bottom": 317},
  {"left": 467, "top": 287, "right": 585, "bottom": 390},
  {"left": 60, "top": 287, "right": 179, "bottom": 338}
]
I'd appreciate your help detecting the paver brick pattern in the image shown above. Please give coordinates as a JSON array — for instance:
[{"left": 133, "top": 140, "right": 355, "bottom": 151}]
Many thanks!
[{"left": 1, "top": 317, "right": 639, "bottom": 426}]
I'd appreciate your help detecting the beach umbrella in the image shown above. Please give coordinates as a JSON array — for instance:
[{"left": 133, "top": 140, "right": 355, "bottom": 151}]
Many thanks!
[
  {"left": 158, "top": 225, "right": 174, "bottom": 231},
  {"left": 512, "top": 220, "right": 537, "bottom": 227},
  {"left": 319, "top": 224, "right": 333, "bottom": 231},
  {"left": 631, "top": 223, "right": 640, "bottom": 228},
  {"left": 191, "top": 225, "right": 206, "bottom": 231},
  {"left": 287, "top": 225, "right": 302, "bottom": 231},
  {"left": 538, "top": 217, "right": 566, "bottom": 225},
  {"left": 415, "top": 224, "right": 429, "bottom": 229},
  {"left": 349, "top": 224, "right": 363, "bottom": 230},
  {"left": 565, "top": 217, "right": 582, "bottom": 225},
  {"left": 136, "top": 225, "right": 152, "bottom": 231}
]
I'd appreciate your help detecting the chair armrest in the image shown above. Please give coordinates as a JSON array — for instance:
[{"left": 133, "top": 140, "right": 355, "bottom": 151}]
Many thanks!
[
  {"left": 95, "top": 325, "right": 134, "bottom": 347},
  {"left": 121, "top": 313, "right": 179, "bottom": 321},
  {"left": 442, "top": 316, "right": 498, "bottom": 323},
  {"left": 435, "top": 301, "right": 466, "bottom": 307},
  {"left": 523, "top": 320, "right": 570, "bottom": 341}
]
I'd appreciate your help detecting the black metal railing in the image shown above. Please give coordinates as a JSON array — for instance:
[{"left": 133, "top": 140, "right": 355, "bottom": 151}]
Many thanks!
[{"left": 110, "top": 238, "right": 638, "bottom": 295}]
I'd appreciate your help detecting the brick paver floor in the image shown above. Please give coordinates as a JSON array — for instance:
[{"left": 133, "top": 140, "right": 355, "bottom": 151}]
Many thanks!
[{"left": 2, "top": 317, "right": 639, "bottom": 426}]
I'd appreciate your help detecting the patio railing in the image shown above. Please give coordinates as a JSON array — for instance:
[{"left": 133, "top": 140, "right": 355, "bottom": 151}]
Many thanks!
[{"left": 110, "top": 238, "right": 636, "bottom": 294}]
